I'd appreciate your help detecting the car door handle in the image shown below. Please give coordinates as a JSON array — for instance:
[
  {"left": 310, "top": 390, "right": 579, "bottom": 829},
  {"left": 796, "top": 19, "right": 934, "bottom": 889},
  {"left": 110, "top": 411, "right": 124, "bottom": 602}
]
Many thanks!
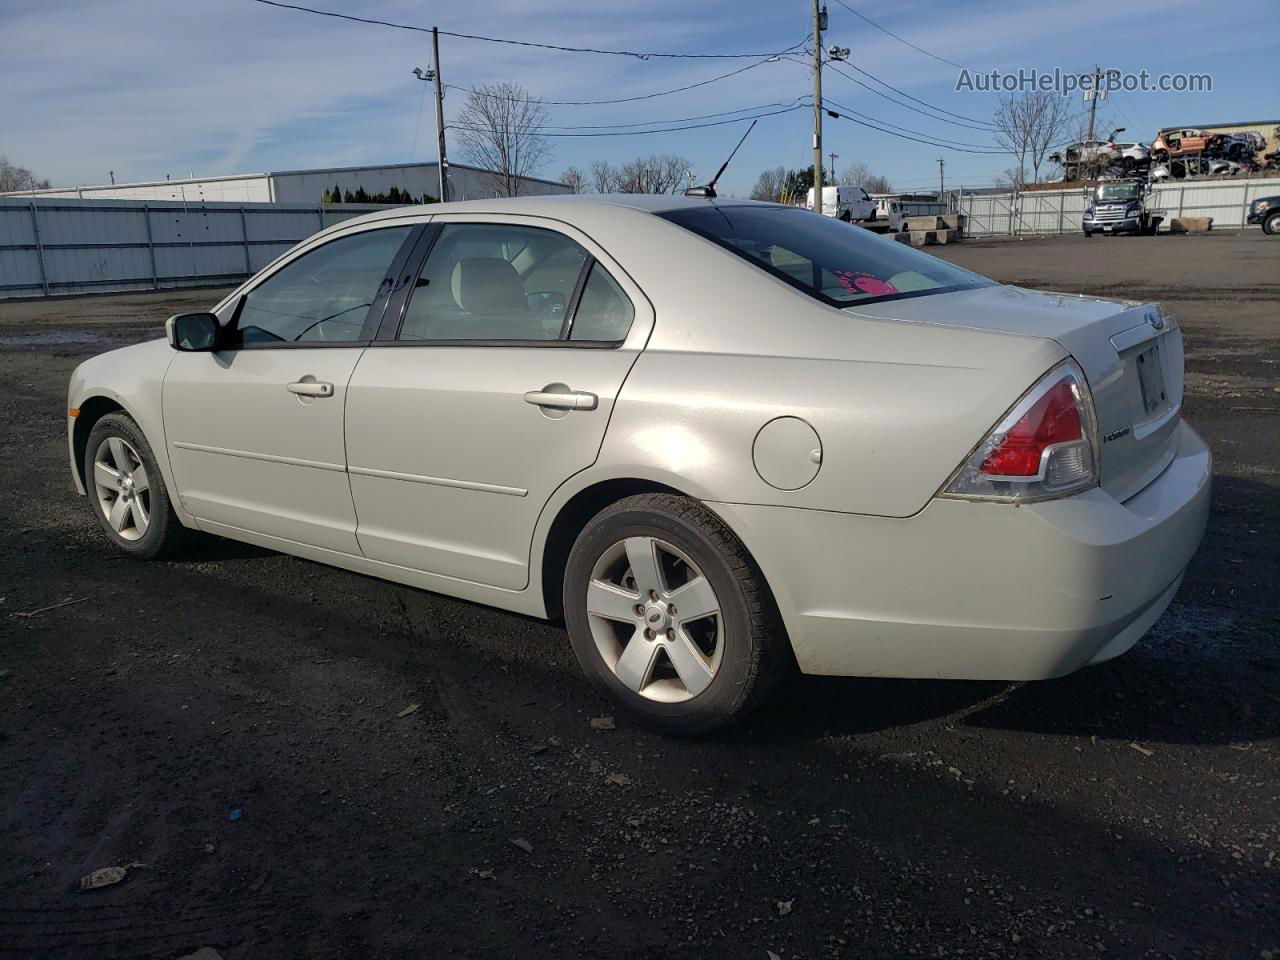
[
  {"left": 287, "top": 380, "right": 334, "bottom": 398},
  {"left": 523, "top": 389, "right": 598, "bottom": 411}
]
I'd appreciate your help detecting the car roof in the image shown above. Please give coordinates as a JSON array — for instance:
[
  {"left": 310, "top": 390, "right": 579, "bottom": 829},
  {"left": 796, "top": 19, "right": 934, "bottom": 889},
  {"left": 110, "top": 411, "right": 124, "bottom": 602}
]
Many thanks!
[{"left": 335, "top": 193, "right": 791, "bottom": 230}]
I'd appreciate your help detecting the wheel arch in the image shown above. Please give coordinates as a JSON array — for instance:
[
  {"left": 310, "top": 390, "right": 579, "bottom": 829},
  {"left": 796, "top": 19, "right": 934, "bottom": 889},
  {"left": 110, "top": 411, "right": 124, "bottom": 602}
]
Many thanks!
[
  {"left": 533, "top": 467, "right": 787, "bottom": 628},
  {"left": 72, "top": 395, "right": 128, "bottom": 493},
  {"left": 537, "top": 476, "right": 688, "bottom": 623}
]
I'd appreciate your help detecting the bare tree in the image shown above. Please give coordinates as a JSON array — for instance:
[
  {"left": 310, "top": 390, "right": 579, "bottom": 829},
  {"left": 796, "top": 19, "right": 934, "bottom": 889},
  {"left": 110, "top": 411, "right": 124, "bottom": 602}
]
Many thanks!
[
  {"left": 560, "top": 166, "right": 587, "bottom": 194},
  {"left": 1025, "top": 96, "right": 1070, "bottom": 183},
  {"left": 586, "top": 155, "right": 690, "bottom": 194},
  {"left": 994, "top": 166, "right": 1026, "bottom": 191},
  {"left": 613, "top": 154, "right": 691, "bottom": 194},
  {"left": 992, "top": 91, "right": 1071, "bottom": 186},
  {"left": 750, "top": 166, "right": 788, "bottom": 201},
  {"left": 839, "top": 160, "right": 892, "bottom": 194},
  {"left": 590, "top": 160, "right": 619, "bottom": 193},
  {"left": 0, "top": 156, "right": 52, "bottom": 193},
  {"left": 452, "top": 82, "right": 552, "bottom": 197}
]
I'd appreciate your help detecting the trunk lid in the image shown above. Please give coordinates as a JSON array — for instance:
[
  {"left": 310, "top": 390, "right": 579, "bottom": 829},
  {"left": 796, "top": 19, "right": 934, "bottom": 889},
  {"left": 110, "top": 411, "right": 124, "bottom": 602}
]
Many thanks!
[{"left": 850, "top": 284, "right": 1184, "bottom": 503}]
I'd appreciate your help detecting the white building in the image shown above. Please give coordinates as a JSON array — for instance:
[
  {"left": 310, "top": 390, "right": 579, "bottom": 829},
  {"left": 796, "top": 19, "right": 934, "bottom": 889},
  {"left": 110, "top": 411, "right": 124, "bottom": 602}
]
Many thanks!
[{"left": 2, "top": 161, "right": 570, "bottom": 204}]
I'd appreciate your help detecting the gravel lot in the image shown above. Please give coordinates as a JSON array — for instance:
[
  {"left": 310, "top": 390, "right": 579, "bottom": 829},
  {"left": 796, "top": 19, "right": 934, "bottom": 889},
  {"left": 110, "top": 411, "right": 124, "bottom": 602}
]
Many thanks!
[{"left": 1, "top": 232, "right": 1277, "bottom": 959}]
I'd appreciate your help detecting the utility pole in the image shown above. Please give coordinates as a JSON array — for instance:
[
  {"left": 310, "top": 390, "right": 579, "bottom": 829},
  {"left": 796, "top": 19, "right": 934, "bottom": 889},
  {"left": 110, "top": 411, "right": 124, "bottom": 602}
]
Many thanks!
[
  {"left": 432, "top": 27, "right": 448, "bottom": 203},
  {"left": 937, "top": 159, "right": 945, "bottom": 200},
  {"left": 812, "top": 0, "right": 825, "bottom": 214},
  {"left": 828, "top": 152, "right": 839, "bottom": 181},
  {"left": 1085, "top": 64, "right": 1103, "bottom": 141}
]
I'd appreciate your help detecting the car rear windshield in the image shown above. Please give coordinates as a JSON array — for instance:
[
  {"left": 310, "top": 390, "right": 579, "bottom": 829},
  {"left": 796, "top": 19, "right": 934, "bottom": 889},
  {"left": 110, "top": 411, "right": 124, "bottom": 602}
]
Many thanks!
[{"left": 659, "top": 204, "right": 991, "bottom": 307}]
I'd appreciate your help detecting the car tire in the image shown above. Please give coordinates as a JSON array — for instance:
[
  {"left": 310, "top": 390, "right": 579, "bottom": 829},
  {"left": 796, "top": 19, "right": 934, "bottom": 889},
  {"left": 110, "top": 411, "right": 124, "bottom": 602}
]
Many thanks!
[
  {"left": 1264, "top": 211, "right": 1280, "bottom": 236},
  {"left": 1083, "top": 230, "right": 1093, "bottom": 237},
  {"left": 563, "top": 493, "right": 788, "bottom": 736},
  {"left": 84, "top": 412, "right": 190, "bottom": 560}
]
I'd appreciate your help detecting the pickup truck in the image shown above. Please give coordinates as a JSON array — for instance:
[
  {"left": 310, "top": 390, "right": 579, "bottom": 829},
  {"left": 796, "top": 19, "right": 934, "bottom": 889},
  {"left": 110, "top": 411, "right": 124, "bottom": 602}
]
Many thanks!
[
  {"left": 805, "top": 185, "right": 876, "bottom": 222},
  {"left": 876, "top": 196, "right": 947, "bottom": 232},
  {"left": 1246, "top": 195, "right": 1280, "bottom": 235}
]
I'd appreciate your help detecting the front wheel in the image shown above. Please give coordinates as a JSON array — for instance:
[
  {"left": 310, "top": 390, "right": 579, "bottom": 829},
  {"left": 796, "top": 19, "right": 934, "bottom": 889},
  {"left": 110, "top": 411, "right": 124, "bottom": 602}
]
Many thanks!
[
  {"left": 563, "top": 494, "right": 787, "bottom": 735},
  {"left": 84, "top": 412, "right": 189, "bottom": 559},
  {"left": 1264, "top": 211, "right": 1280, "bottom": 236}
]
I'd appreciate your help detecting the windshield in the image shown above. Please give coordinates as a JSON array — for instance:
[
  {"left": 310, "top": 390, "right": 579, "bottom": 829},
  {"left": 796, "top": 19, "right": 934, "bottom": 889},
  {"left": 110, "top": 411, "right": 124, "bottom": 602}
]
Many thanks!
[
  {"left": 1097, "top": 183, "right": 1142, "bottom": 201},
  {"left": 659, "top": 205, "right": 990, "bottom": 307}
]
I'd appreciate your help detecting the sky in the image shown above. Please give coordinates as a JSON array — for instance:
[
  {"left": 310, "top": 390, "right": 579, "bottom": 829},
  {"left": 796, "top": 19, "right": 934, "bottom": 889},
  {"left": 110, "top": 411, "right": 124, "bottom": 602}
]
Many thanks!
[{"left": 2, "top": 0, "right": 1276, "bottom": 197}]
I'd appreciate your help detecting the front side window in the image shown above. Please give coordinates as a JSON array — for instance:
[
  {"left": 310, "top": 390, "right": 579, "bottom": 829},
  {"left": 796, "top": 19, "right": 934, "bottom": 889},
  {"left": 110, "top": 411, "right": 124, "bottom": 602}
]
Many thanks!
[
  {"left": 660, "top": 205, "right": 990, "bottom": 307},
  {"left": 399, "top": 223, "right": 588, "bottom": 341},
  {"left": 233, "top": 226, "right": 412, "bottom": 345}
]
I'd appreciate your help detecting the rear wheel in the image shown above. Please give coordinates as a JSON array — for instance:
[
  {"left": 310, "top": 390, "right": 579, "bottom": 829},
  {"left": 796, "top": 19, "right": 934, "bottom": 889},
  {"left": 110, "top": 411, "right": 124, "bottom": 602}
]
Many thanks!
[
  {"left": 563, "top": 494, "right": 787, "bottom": 735},
  {"left": 84, "top": 412, "right": 189, "bottom": 559}
]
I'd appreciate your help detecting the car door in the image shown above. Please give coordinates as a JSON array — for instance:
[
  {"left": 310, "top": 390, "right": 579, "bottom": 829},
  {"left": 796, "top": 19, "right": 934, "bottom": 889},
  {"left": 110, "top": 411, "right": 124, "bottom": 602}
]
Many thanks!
[
  {"left": 344, "top": 216, "right": 652, "bottom": 590},
  {"left": 163, "top": 222, "right": 419, "bottom": 553}
]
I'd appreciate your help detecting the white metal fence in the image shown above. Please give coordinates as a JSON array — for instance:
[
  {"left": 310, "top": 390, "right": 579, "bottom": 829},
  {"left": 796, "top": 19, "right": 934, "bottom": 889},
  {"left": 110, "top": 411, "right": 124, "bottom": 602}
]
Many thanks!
[
  {"left": 0, "top": 198, "right": 384, "bottom": 299},
  {"left": 958, "top": 176, "right": 1280, "bottom": 237}
]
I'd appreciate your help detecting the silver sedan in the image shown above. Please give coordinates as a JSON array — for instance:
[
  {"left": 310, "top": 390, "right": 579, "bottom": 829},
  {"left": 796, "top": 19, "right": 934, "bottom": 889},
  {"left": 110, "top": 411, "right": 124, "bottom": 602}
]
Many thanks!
[{"left": 67, "top": 195, "right": 1210, "bottom": 734}]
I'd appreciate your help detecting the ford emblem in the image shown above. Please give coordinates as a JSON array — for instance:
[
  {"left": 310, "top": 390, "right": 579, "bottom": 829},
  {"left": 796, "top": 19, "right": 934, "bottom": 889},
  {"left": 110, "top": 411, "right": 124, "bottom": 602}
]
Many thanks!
[{"left": 1147, "top": 310, "right": 1164, "bottom": 331}]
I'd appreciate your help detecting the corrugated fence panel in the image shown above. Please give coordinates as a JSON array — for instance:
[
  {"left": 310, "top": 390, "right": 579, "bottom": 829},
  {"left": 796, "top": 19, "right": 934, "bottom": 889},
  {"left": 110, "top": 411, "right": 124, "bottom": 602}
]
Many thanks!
[
  {"left": 959, "top": 176, "right": 1280, "bottom": 237},
  {"left": 0, "top": 198, "right": 383, "bottom": 298}
]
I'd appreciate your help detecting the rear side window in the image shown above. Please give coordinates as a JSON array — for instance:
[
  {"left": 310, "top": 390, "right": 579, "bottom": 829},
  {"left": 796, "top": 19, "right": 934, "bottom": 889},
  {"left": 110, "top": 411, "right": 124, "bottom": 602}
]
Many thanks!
[
  {"left": 570, "top": 264, "right": 634, "bottom": 342},
  {"left": 659, "top": 205, "right": 989, "bottom": 307},
  {"left": 399, "top": 223, "right": 588, "bottom": 341}
]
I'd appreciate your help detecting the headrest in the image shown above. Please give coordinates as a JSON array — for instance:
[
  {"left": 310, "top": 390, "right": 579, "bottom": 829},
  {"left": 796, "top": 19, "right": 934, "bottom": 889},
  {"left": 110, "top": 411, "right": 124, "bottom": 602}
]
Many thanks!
[{"left": 450, "top": 257, "right": 525, "bottom": 315}]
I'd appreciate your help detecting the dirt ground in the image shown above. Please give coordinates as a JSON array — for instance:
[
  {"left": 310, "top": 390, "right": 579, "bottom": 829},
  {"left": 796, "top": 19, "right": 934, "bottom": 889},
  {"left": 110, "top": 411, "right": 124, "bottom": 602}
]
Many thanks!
[{"left": 1, "top": 232, "right": 1277, "bottom": 959}]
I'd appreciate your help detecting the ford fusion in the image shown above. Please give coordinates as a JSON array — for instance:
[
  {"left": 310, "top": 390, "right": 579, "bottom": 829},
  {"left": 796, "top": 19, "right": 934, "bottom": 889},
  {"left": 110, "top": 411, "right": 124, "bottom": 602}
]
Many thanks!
[{"left": 67, "top": 196, "right": 1210, "bottom": 734}]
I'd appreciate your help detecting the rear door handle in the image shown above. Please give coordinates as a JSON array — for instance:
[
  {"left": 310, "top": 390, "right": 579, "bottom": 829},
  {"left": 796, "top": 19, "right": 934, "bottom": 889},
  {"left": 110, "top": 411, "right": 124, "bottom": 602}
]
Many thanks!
[
  {"left": 523, "top": 388, "right": 598, "bottom": 411},
  {"left": 287, "top": 380, "right": 334, "bottom": 398}
]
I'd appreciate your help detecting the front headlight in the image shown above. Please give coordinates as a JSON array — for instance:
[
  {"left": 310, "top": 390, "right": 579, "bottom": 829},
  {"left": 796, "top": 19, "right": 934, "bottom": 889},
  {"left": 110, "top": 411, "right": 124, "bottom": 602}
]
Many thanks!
[
  {"left": 1084, "top": 206, "right": 1095, "bottom": 217},
  {"left": 940, "top": 361, "right": 1099, "bottom": 503},
  {"left": 1257, "top": 200, "right": 1271, "bottom": 211}
]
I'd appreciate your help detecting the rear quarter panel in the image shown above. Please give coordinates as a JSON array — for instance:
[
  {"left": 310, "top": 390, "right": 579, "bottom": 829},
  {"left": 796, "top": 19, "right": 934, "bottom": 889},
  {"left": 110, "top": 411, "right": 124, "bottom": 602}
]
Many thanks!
[{"left": 562, "top": 213, "right": 1067, "bottom": 518}]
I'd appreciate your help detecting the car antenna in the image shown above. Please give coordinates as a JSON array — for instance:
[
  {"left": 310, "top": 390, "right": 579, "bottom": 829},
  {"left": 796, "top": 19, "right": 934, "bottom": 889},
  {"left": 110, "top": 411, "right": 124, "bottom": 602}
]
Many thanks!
[{"left": 685, "top": 119, "right": 758, "bottom": 198}]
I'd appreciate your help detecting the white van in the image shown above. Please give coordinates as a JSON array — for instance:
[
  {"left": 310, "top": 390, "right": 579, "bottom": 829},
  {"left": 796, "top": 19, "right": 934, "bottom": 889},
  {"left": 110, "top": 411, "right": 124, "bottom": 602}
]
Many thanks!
[{"left": 804, "top": 185, "right": 876, "bottom": 222}]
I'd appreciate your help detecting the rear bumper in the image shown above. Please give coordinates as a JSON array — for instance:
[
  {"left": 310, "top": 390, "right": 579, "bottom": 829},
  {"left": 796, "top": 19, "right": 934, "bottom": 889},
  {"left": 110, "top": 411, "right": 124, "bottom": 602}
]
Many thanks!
[{"left": 708, "top": 420, "right": 1211, "bottom": 680}]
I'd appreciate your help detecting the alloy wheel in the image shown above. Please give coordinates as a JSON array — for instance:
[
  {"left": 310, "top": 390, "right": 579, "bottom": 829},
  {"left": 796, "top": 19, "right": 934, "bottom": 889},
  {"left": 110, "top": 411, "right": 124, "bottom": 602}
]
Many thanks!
[
  {"left": 92, "top": 437, "right": 151, "bottom": 542},
  {"left": 585, "top": 536, "right": 723, "bottom": 703}
]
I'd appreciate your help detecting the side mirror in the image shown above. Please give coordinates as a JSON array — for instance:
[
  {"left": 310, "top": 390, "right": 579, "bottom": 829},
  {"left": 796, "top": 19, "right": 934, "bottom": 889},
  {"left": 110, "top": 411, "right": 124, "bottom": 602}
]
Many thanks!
[{"left": 166, "top": 313, "right": 221, "bottom": 351}]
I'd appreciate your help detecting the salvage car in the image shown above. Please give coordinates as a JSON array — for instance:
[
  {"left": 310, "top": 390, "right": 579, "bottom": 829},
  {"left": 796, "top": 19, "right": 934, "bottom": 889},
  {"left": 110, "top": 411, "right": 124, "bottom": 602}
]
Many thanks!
[
  {"left": 1151, "top": 128, "right": 1210, "bottom": 162},
  {"left": 1051, "top": 138, "right": 1121, "bottom": 175},
  {"left": 67, "top": 196, "right": 1211, "bottom": 734}
]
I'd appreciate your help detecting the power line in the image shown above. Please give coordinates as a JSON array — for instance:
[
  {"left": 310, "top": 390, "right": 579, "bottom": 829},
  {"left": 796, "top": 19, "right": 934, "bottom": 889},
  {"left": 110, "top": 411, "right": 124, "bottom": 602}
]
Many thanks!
[
  {"left": 822, "top": 96, "right": 996, "bottom": 149},
  {"left": 441, "top": 48, "right": 801, "bottom": 106},
  {"left": 448, "top": 104, "right": 808, "bottom": 138},
  {"left": 251, "top": 0, "right": 802, "bottom": 59},
  {"left": 829, "top": 0, "right": 967, "bottom": 70},
  {"left": 823, "top": 61, "right": 995, "bottom": 132},
  {"left": 825, "top": 59, "right": 995, "bottom": 128},
  {"left": 824, "top": 108, "right": 1008, "bottom": 155},
  {"left": 530, "top": 99, "right": 809, "bottom": 131}
]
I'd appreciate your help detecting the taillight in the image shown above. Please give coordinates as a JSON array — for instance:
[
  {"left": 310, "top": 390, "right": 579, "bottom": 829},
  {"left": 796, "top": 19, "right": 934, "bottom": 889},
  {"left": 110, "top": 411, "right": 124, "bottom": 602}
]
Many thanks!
[{"left": 941, "top": 361, "right": 1098, "bottom": 502}]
